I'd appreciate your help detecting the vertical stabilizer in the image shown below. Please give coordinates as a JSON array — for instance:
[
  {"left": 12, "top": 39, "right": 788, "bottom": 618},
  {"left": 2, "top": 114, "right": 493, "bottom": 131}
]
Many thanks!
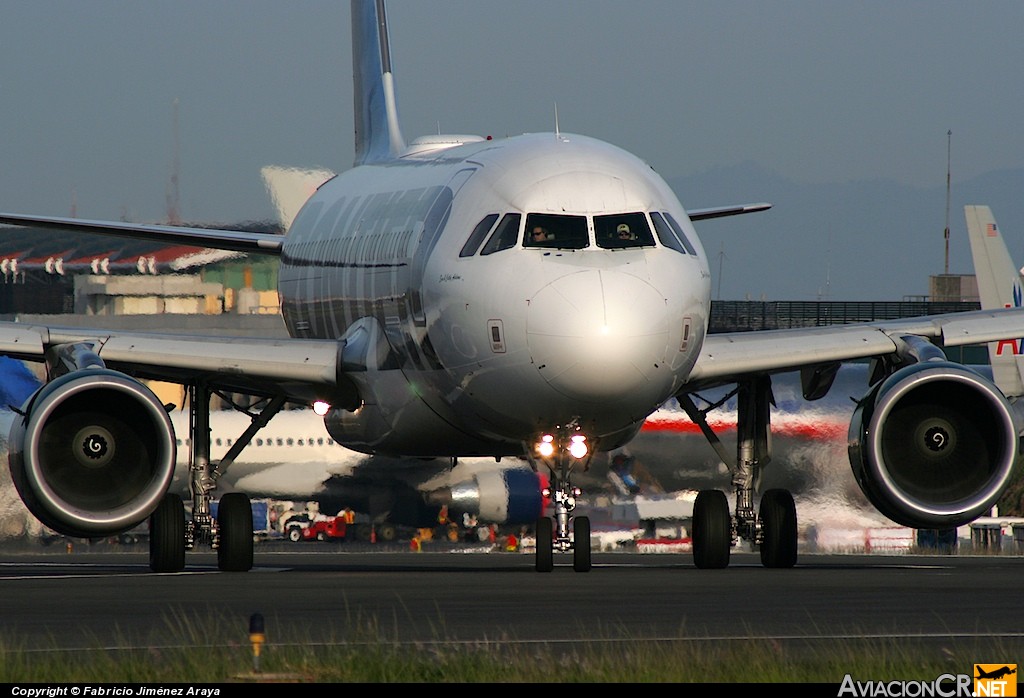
[
  {"left": 965, "top": 204, "right": 1024, "bottom": 396},
  {"left": 352, "top": 0, "right": 405, "bottom": 165},
  {"left": 261, "top": 166, "right": 335, "bottom": 230}
]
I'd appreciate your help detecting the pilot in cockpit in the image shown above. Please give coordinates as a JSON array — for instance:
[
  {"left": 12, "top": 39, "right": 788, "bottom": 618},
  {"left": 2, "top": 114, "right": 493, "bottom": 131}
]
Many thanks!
[
  {"left": 530, "top": 226, "right": 553, "bottom": 243},
  {"left": 616, "top": 223, "right": 636, "bottom": 241}
]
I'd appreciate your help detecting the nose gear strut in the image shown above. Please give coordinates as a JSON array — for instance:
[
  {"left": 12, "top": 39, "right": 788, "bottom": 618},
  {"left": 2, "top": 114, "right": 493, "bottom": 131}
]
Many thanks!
[{"left": 532, "top": 424, "right": 592, "bottom": 573}]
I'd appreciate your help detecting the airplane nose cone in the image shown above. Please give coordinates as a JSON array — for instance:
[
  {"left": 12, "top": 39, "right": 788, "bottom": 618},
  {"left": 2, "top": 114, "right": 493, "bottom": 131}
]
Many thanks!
[{"left": 526, "top": 269, "right": 672, "bottom": 403}]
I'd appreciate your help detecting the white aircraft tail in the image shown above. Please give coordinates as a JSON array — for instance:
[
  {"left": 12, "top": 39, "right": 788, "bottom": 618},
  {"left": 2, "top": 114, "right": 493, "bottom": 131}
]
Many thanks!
[
  {"left": 965, "top": 204, "right": 1024, "bottom": 396},
  {"left": 351, "top": 0, "right": 406, "bottom": 165},
  {"left": 260, "top": 165, "right": 335, "bottom": 230}
]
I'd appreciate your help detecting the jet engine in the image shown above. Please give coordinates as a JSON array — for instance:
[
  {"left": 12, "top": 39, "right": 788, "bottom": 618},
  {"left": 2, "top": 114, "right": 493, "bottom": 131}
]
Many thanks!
[
  {"left": 8, "top": 369, "right": 176, "bottom": 538},
  {"left": 848, "top": 361, "right": 1019, "bottom": 529},
  {"left": 428, "top": 469, "right": 545, "bottom": 525}
]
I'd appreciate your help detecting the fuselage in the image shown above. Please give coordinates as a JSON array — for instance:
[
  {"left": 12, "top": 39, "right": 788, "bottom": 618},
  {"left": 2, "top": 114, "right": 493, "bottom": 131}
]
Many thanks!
[{"left": 279, "top": 132, "right": 710, "bottom": 457}]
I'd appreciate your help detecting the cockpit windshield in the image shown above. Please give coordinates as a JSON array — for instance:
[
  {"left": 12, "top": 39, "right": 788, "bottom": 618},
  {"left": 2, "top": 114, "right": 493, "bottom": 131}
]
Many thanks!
[
  {"left": 523, "top": 213, "right": 589, "bottom": 249},
  {"left": 465, "top": 210, "right": 661, "bottom": 256},
  {"left": 595, "top": 213, "right": 655, "bottom": 249}
]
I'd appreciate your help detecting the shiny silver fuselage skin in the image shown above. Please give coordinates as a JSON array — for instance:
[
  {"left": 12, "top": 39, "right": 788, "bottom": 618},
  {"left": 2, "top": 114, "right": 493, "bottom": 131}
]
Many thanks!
[{"left": 280, "top": 132, "right": 710, "bottom": 457}]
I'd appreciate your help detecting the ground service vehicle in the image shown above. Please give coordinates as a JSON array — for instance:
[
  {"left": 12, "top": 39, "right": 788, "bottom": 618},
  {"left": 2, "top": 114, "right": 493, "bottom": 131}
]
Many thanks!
[{"left": 301, "top": 517, "right": 347, "bottom": 542}]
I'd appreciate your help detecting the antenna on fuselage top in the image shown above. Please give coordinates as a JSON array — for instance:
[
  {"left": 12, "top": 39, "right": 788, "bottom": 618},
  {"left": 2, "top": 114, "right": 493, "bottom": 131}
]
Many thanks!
[{"left": 554, "top": 102, "right": 568, "bottom": 142}]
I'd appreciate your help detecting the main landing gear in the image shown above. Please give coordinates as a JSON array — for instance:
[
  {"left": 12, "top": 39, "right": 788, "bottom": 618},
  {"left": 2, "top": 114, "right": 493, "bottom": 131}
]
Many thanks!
[
  {"left": 689, "top": 487, "right": 797, "bottom": 569},
  {"left": 681, "top": 376, "right": 799, "bottom": 569},
  {"left": 149, "top": 381, "right": 285, "bottom": 573}
]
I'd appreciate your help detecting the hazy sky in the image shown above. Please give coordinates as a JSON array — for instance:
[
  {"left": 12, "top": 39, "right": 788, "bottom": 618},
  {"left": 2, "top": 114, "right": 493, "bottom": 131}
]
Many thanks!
[{"left": 1, "top": 1, "right": 1023, "bottom": 296}]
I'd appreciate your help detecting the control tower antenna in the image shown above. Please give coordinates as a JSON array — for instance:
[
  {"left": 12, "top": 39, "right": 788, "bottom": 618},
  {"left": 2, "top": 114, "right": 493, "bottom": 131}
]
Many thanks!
[
  {"left": 716, "top": 242, "right": 727, "bottom": 300},
  {"left": 944, "top": 129, "right": 951, "bottom": 275}
]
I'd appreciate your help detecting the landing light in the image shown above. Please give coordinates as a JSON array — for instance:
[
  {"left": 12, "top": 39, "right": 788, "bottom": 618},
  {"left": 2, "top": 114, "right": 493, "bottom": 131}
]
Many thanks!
[
  {"left": 534, "top": 431, "right": 589, "bottom": 460},
  {"left": 537, "top": 433, "right": 555, "bottom": 458},
  {"left": 312, "top": 400, "right": 331, "bottom": 416},
  {"left": 569, "top": 434, "right": 588, "bottom": 459}
]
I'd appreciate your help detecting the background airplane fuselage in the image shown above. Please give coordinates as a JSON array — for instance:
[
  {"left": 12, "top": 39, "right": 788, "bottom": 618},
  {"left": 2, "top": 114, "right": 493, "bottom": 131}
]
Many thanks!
[{"left": 279, "top": 133, "right": 710, "bottom": 456}]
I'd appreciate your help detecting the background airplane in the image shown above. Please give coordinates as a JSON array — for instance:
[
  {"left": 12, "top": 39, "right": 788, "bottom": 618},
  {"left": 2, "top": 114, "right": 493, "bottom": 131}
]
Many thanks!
[{"left": 1, "top": 1, "right": 1024, "bottom": 576}]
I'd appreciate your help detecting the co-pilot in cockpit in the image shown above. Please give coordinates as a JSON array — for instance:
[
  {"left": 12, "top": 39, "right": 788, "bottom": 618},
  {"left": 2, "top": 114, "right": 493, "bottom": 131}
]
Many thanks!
[{"left": 462, "top": 209, "right": 696, "bottom": 256}]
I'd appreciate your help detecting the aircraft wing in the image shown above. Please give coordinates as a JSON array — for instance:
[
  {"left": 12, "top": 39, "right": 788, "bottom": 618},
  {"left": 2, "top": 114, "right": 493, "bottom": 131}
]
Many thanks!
[
  {"left": 0, "top": 322, "right": 353, "bottom": 407},
  {"left": 687, "top": 307, "right": 1024, "bottom": 388},
  {"left": 687, "top": 202, "right": 772, "bottom": 221},
  {"left": 0, "top": 213, "right": 283, "bottom": 255}
]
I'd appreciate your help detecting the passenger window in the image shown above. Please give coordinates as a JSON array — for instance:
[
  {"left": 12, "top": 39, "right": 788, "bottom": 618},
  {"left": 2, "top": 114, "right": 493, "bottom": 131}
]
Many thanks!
[
  {"left": 523, "top": 213, "right": 589, "bottom": 249},
  {"left": 459, "top": 213, "right": 499, "bottom": 257},
  {"left": 651, "top": 212, "right": 688, "bottom": 254},
  {"left": 663, "top": 212, "right": 698, "bottom": 255},
  {"left": 595, "top": 213, "right": 656, "bottom": 249},
  {"left": 480, "top": 213, "right": 522, "bottom": 255}
]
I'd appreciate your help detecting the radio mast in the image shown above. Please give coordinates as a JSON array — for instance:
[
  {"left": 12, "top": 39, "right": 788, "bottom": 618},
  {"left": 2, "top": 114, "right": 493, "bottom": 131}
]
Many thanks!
[
  {"left": 166, "top": 98, "right": 181, "bottom": 225},
  {"left": 944, "top": 129, "right": 951, "bottom": 275}
]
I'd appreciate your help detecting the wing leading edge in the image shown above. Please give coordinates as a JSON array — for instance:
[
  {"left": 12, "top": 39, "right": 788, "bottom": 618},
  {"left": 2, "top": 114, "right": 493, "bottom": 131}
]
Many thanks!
[
  {"left": 688, "top": 306, "right": 1024, "bottom": 391},
  {"left": 0, "top": 323, "right": 355, "bottom": 408},
  {"left": 687, "top": 202, "right": 772, "bottom": 221},
  {"left": 0, "top": 213, "right": 284, "bottom": 256}
]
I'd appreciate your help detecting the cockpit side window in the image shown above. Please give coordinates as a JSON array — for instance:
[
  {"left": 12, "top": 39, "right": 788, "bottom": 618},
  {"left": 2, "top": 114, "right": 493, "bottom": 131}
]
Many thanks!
[
  {"left": 595, "top": 213, "right": 656, "bottom": 249},
  {"left": 523, "top": 213, "right": 589, "bottom": 249},
  {"left": 662, "top": 212, "right": 698, "bottom": 255},
  {"left": 651, "top": 212, "right": 688, "bottom": 255},
  {"left": 459, "top": 213, "right": 499, "bottom": 257},
  {"left": 480, "top": 213, "right": 521, "bottom": 255}
]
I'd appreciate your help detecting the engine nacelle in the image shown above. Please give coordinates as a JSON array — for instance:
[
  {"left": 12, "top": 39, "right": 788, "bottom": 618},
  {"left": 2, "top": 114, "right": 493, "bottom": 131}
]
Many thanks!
[
  {"left": 429, "top": 469, "right": 544, "bottom": 525},
  {"left": 848, "top": 361, "right": 1019, "bottom": 529},
  {"left": 8, "top": 369, "right": 176, "bottom": 538}
]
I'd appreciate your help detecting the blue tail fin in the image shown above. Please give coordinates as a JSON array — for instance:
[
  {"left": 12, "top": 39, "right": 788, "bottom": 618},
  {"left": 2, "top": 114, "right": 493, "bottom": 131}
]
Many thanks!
[{"left": 351, "top": 0, "right": 405, "bottom": 165}]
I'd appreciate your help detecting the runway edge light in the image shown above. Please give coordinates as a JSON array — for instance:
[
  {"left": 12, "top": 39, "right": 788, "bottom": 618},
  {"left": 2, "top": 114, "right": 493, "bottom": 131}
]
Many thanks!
[{"left": 249, "top": 612, "right": 266, "bottom": 673}]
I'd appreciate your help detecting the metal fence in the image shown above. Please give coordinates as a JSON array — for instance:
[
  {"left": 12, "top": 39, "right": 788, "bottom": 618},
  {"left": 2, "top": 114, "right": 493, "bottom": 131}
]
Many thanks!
[{"left": 709, "top": 300, "right": 980, "bottom": 333}]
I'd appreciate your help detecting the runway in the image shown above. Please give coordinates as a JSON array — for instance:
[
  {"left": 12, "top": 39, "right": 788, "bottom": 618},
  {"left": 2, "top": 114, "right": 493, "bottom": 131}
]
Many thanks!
[{"left": 0, "top": 545, "right": 1022, "bottom": 657}]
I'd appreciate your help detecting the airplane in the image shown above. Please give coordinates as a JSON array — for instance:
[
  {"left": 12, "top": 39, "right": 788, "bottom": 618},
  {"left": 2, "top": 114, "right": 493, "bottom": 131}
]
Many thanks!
[
  {"left": 2, "top": 0, "right": 1024, "bottom": 574},
  {"left": 162, "top": 407, "right": 539, "bottom": 533},
  {"left": 975, "top": 666, "right": 1017, "bottom": 681},
  {"left": 0, "top": 355, "right": 885, "bottom": 543}
]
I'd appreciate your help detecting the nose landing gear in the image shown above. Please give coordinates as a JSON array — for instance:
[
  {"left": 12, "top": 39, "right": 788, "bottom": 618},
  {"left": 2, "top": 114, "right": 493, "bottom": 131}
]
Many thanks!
[
  {"left": 532, "top": 423, "right": 592, "bottom": 573},
  {"left": 535, "top": 475, "right": 591, "bottom": 572}
]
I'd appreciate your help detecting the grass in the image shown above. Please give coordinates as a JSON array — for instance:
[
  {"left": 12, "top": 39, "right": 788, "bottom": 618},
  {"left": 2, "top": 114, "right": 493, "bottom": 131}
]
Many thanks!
[{"left": 0, "top": 611, "right": 1017, "bottom": 683}]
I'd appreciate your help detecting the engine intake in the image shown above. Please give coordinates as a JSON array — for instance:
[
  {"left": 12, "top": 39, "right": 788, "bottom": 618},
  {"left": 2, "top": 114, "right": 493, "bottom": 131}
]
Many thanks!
[
  {"left": 428, "top": 469, "right": 544, "bottom": 524},
  {"left": 848, "top": 361, "right": 1019, "bottom": 529},
  {"left": 8, "top": 369, "right": 176, "bottom": 538}
]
